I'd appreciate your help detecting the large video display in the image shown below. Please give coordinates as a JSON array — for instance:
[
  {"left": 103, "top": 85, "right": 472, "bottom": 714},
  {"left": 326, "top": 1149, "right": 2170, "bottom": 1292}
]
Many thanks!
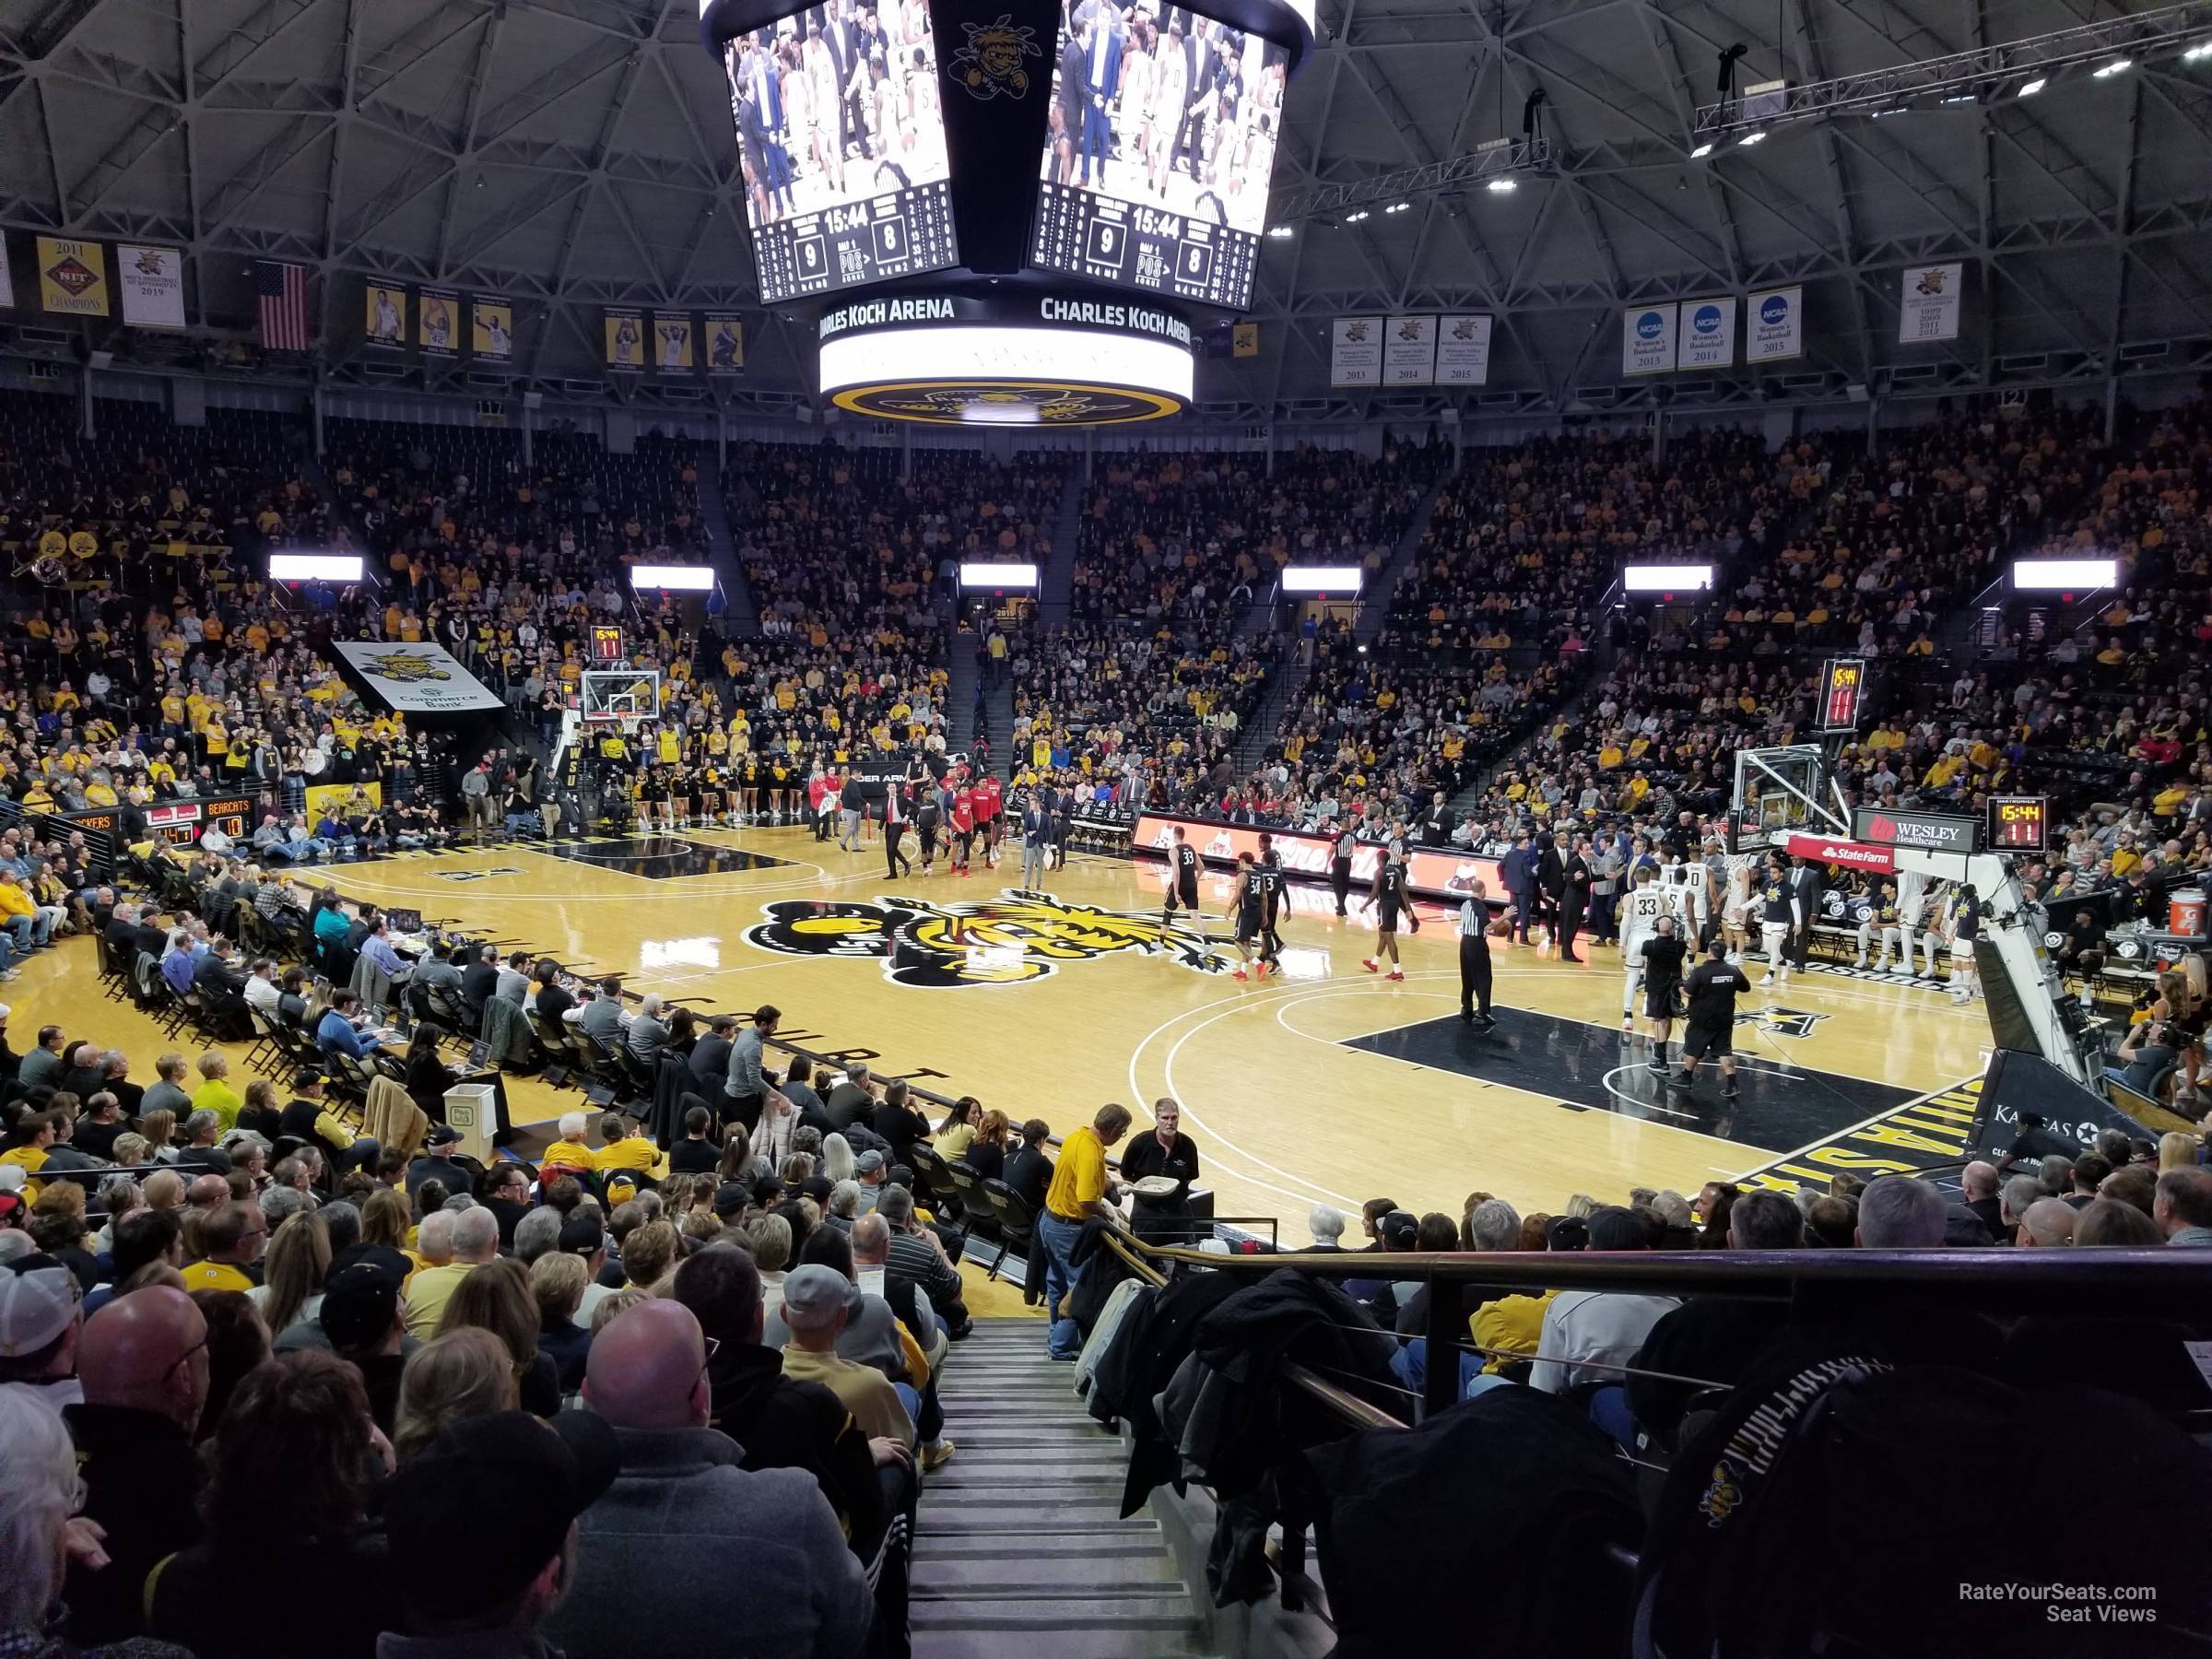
[
  {"left": 1030, "top": 3, "right": 1288, "bottom": 311},
  {"left": 717, "top": 0, "right": 959, "bottom": 303}
]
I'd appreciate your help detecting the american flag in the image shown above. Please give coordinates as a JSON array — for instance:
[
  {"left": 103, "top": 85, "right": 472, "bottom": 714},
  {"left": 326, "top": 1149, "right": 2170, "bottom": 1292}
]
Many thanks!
[{"left": 254, "top": 259, "right": 310, "bottom": 351}]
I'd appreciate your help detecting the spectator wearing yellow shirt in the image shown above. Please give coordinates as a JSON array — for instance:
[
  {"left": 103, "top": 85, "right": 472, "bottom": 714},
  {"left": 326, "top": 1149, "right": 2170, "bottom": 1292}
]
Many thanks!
[
  {"left": 0, "top": 1109, "right": 59, "bottom": 1198},
  {"left": 594, "top": 1114, "right": 670, "bottom": 1180},
  {"left": 1039, "top": 1103, "right": 1131, "bottom": 1360},
  {"left": 539, "top": 1112, "right": 599, "bottom": 1177},
  {"left": 191, "top": 1052, "right": 245, "bottom": 1133}
]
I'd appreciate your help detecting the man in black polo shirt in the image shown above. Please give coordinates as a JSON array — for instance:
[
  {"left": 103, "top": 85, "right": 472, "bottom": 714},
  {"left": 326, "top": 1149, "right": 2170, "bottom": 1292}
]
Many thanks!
[
  {"left": 1672, "top": 939, "right": 1752, "bottom": 1098},
  {"left": 669, "top": 1106, "right": 721, "bottom": 1174},
  {"left": 405, "top": 1124, "right": 471, "bottom": 1198}
]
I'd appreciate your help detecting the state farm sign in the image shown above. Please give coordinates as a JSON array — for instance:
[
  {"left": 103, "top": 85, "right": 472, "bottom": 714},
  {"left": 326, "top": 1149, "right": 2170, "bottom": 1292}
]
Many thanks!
[{"left": 1779, "top": 831, "right": 1895, "bottom": 874}]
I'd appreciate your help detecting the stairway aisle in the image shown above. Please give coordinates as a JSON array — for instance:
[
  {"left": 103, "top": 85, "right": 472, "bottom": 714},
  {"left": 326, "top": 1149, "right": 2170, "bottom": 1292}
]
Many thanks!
[
  {"left": 910, "top": 1319, "right": 1212, "bottom": 1659},
  {"left": 700, "top": 465, "right": 759, "bottom": 632},
  {"left": 1352, "top": 474, "right": 1451, "bottom": 646},
  {"left": 1041, "top": 462, "right": 1087, "bottom": 618},
  {"left": 946, "top": 629, "right": 982, "bottom": 756}
]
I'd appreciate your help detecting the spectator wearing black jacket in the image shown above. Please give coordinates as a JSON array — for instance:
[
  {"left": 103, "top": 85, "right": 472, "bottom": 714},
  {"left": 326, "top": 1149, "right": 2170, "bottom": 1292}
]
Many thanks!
[
  {"left": 870, "top": 1078, "right": 931, "bottom": 1170},
  {"left": 1002, "top": 1118, "right": 1054, "bottom": 1214},
  {"left": 668, "top": 1107, "right": 721, "bottom": 1174}
]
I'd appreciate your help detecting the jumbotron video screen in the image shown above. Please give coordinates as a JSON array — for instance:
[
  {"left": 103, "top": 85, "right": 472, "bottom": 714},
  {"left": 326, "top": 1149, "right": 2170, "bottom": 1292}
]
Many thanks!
[
  {"left": 1031, "top": 2, "right": 1288, "bottom": 311},
  {"left": 714, "top": 0, "right": 959, "bottom": 303}
]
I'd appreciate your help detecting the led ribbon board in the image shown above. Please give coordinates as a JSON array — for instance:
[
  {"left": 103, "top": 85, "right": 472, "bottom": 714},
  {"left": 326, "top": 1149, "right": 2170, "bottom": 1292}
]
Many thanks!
[{"left": 817, "top": 290, "right": 1194, "bottom": 423}]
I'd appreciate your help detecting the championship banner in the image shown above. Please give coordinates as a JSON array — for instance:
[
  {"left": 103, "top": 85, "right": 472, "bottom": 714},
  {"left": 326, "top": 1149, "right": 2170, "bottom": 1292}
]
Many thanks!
[
  {"left": 1329, "top": 317, "right": 1382, "bottom": 387},
  {"left": 1383, "top": 315, "right": 1437, "bottom": 385},
  {"left": 653, "top": 314, "right": 694, "bottom": 373},
  {"left": 605, "top": 310, "right": 644, "bottom": 371},
  {"left": 1131, "top": 813, "right": 1502, "bottom": 906},
  {"left": 333, "top": 641, "right": 506, "bottom": 713},
  {"left": 305, "top": 782, "right": 382, "bottom": 825},
  {"left": 471, "top": 297, "right": 513, "bottom": 360},
  {"left": 0, "top": 241, "right": 13, "bottom": 311},
  {"left": 418, "top": 288, "right": 459, "bottom": 356},
  {"left": 1622, "top": 303, "right": 1677, "bottom": 375},
  {"left": 365, "top": 281, "right": 408, "bottom": 347},
  {"left": 37, "top": 237, "right": 109, "bottom": 317},
  {"left": 1747, "top": 286, "right": 1803, "bottom": 360},
  {"left": 1435, "top": 314, "right": 1492, "bottom": 385},
  {"left": 704, "top": 314, "right": 744, "bottom": 373},
  {"left": 1899, "top": 263, "right": 1962, "bottom": 342},
  {"left": 1231, "top": 322, "right": 1259, "bottom": 359},
  {"left": 1675, "top": 296, "right": 1735, "bottom": 369},
  {"left": 118, "top": 245, "right": 185, "bottom": 329}
]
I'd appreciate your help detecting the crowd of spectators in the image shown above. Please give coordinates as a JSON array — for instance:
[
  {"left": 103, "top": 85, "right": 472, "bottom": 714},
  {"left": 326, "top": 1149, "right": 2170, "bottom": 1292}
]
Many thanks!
[{"left": 1069, "top": 436, "right": 1448, "bottom": 627}]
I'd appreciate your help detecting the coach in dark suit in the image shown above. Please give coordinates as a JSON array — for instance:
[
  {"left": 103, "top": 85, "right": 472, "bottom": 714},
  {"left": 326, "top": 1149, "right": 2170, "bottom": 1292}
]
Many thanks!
[{"left": 1077, "top": 9, "right": 1122, "bottom": 186}]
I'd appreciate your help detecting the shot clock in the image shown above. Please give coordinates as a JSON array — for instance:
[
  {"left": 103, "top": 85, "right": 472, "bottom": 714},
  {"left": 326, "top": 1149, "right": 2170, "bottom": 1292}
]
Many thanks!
[
  {"left": 1987, "top": 795, "right": 2050, "bottom": 854},
  {"left": 1819, "top": 657, "right": 1867, "bottom": 732}
]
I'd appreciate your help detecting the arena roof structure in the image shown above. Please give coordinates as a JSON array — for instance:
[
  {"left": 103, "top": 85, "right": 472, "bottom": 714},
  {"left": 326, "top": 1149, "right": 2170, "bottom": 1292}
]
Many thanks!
[{"left": 4, "top": 0, "right": 2211, "bottom": 422}]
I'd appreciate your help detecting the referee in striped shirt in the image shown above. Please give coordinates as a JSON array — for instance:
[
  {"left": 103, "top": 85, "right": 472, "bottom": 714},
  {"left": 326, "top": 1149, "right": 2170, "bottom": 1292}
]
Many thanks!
[{"left": 1458, "top": 877, "right": 1498, "bottom": 1030}]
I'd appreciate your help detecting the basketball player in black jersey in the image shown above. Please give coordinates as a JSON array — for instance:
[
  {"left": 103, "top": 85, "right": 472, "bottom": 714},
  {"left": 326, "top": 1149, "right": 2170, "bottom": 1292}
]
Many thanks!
[
  {"left": 1255, "top": 833, "right": 1287, "bottom": 971},
  {"left": 1163, "top": 824, "right": 1202, "bottom": 928},
  {"left": 1230, "top": 852, "right": 1265, "bottom": 982},
  {"left": 1361, "top": 847, "right": 1417, "bottom": 981}
]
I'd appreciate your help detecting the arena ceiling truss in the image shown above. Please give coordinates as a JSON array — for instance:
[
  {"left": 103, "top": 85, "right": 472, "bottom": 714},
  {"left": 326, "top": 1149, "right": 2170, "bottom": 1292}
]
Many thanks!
[{"left": 4, "top": 0, "right": 2212, "bottom": 423}]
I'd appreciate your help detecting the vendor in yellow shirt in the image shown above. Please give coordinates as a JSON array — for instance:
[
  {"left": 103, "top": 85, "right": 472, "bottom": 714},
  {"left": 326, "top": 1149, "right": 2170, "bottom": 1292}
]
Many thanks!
[{"left": 1041, "top": 1104, "right": 1133, "bottom": 1359}]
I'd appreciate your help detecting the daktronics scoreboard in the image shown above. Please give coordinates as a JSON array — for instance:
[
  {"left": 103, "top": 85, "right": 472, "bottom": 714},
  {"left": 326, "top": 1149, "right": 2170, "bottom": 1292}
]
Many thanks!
[
  {"left": 1987, "top": 794, "right": 2051, "bottom": 854},
  {"left": 1030, "top": 13, "right": 1288, "bottom": 311}
]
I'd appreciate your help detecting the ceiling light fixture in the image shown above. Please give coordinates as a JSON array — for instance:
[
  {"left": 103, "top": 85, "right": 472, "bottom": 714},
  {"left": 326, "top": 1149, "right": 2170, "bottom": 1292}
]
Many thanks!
[
  {"left": 1266, "top": 224, "right": 1294, "bottom": 239},
  {"left": 2092, "top": 58, "right": 2132, "bottom": 76},
  {"left": 2017, "top": 77, "right": 2046, "bottom": 96},
  {"left": 2183, "top": 41, "right": 2212, "bottom": 62},
  {"left": 1345, "top": 209, "right": 1370, "bottom": 223},
  {"left": 1485, "top": 177, "right": 1517, "bottom": 194},
  {"left": 1689, "top": 142, "right": 1713, "bottom": 158},
  {"left": 1738, "top": 130, "right": 1766, "bottom": 146},
  {"left": 1384, "top": 200, "right": 1410, "bottom": 213}
]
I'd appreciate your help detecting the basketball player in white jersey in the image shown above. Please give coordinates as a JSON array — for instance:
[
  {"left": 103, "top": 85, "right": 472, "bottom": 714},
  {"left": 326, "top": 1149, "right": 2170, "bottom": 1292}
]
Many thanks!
[
  {"left": 1617, "top": 865, "right": 1670, "bottom": 1036},
  {"left": 1661, "top": 854, "right": 1710, "bottom": 949}
]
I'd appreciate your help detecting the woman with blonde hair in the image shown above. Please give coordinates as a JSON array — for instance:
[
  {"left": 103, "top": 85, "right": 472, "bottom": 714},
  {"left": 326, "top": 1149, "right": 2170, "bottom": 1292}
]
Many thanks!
[
  {"left": 394, "top": 1326, "right": 519, "bottom": 1461},
  {"left": 589, "top": 1286, "right": 653, "bottom": 1335},
  {"left": 436, "top": 1256, "right": 560, "bottom": 1416},
  {"left": 359, "top": 1185, "right": 418, "bottom": 1278},
  {"left": 2159, "top": 1129, "right": 2201, "bottom": 1171},
  {"left": 963, "top": 1108, "right": 1010, "bottom": 1182},
  {"left": 112, "top": 1132, "right": 151, "bottom": 1167},
  {"left": 141, "top": 1168, "right": 185, "bottom": 1211},
  {"left": 529, "top": 1251, "right": 593, "bottom": 1393},
  {"left": 140, "top": 1107, "right": 177, "bottom": 1160},
  {"left": 257, "top": 1208, "right": 332, "bottom": 1338}
]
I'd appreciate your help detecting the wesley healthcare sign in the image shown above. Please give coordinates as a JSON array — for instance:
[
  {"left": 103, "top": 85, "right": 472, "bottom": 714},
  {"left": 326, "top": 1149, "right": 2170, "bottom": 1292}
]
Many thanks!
[
  {"left": 335, "top": 641, "right": 506, "bottom": 713},
  {"left": 1851, "top": 806, "right": 1981, "bottom": 856}
]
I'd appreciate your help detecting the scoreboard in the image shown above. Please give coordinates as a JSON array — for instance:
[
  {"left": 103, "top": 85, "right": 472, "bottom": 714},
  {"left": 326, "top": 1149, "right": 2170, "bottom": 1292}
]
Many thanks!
[
  {"left": 751, "top": 183, "right": 960, "bottom": 305},
  {"left": 1987, "top": 794, "right": 2050, "bottom": 854},
  {"left": 1030, "top": 187, "right": 1262, "bottom": 312},
  {"left": 1818, "top": 657, "right": 1867, "bottom": 732}
]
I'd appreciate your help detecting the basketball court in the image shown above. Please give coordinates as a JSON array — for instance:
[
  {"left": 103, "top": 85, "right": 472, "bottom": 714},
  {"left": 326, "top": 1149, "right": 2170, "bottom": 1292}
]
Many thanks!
[{"left": 317, "top": 822, "right": 1994, "bottom": 1237}]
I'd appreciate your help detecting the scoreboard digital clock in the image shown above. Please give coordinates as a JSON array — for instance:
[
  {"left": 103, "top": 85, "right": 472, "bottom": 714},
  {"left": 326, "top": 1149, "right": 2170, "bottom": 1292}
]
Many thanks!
[
  {"left": 1819, "top": 657, "right": 1867, "bottom": 732},
  {"left": 1987, "top": 794, "right": 2051, "bottom": 854}
]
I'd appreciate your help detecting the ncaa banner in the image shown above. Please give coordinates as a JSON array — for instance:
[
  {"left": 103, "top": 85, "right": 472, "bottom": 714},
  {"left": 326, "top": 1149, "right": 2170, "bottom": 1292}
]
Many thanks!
[
  {"left": 1435, "top": 314, "right": 1492, "bottom": 385},
  {"left": 1622, "top": 302, "right": 1677, "bottom": 375},
  {"left": 1899, "top": 263, "right": 1962, "bottom": 342},
  {"left": 653, "top": 314, "right": 694, "bottom": 373},
  {"left": 1675, "top": 296, "right": 1735, "bottom": 369},
  {"left": 418, "top": 288, "right": 459, "bottom": 356},
  {"left": 1383, "top": 315, "right": 1437, "bottom": 385},
  {"left": 471, "top": 297, "right": 513, "bottom": 361},
  {"left": 1329, "top": 317, "right": 1382, "bottom": 387},
  {"left": 1747, "top": 286, "right": 1803, "bottom": 360},
  {"left": 334, "top": 641, "right": 505, "bottom": 713},
  {"left": 605, "top": 310, "right": 644, "bottom": 371},
  {"left": 704, "top": 314, "right": 744, "bottom": 373},
  {"left": 118, "top": 245, "right": 185, "bottom": 329},
  {"left": 37, "top": 237, "right": 109, "bottom": 316},
  {"left": 365, "top": 281, "right": 408, "bottom": 347}
]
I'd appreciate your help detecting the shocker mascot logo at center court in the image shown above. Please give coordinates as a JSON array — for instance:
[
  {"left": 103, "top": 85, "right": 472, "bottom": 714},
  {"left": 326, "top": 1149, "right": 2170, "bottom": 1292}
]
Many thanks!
[{"left": 744, "top": 890, "right": 1232, "bottom": 988}]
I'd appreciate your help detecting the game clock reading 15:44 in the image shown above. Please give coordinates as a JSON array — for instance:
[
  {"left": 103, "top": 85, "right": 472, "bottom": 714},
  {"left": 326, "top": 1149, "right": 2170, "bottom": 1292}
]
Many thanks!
[{"left": 1987, "top": 794, "right": 2050, "bottom": 853}]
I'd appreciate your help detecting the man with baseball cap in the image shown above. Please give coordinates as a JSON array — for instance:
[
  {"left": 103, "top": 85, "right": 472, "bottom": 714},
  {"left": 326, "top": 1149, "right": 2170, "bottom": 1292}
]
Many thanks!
[
  {"left": 405, "top": 1121, "right": 471, "bottom": 1199},
  {"left": 314, "top": 1261, "right": 411, "bottom": 1433},
  {"left": 0, "top": 1252, "right": 83, "bottom": 1414},
  {"left": 542, "top": 1300, "right": 876, "bottom": 1658},
  {"left": 381, "top": 1409, "right": 620, "bottom": 1654},
  {"left": 779, "top": 1264, "right": 914, "bottom": 1448}
]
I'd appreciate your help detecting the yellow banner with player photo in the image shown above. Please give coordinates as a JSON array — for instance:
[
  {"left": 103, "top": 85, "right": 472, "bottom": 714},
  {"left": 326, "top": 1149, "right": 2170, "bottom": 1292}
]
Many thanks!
[
  {"left": 304, "top": 782, "right": 382, "bottom": 825},
  {"left": 605, "top": 310, "right": 644, "bottom": 371},
  {"left": 704, "top": 314, "right": 744, "bottom": 373},
  {"left": 365, "top": 281, "right": 408, "bottom": 347},
  {"left": 37, "top": 237, "right": 110, "bottom": 316},
  {"left": 1231, "top": 322, "right": 1259, "bottom": 359},
  {"left": 472, "top": 297, "right": 513, "bottom": 360},
  {"left": 418, "top": 288, "right": 459, "bottom": 356},
  {"left": 653, "top": 314, "right": 693, "bottom": 373}
]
